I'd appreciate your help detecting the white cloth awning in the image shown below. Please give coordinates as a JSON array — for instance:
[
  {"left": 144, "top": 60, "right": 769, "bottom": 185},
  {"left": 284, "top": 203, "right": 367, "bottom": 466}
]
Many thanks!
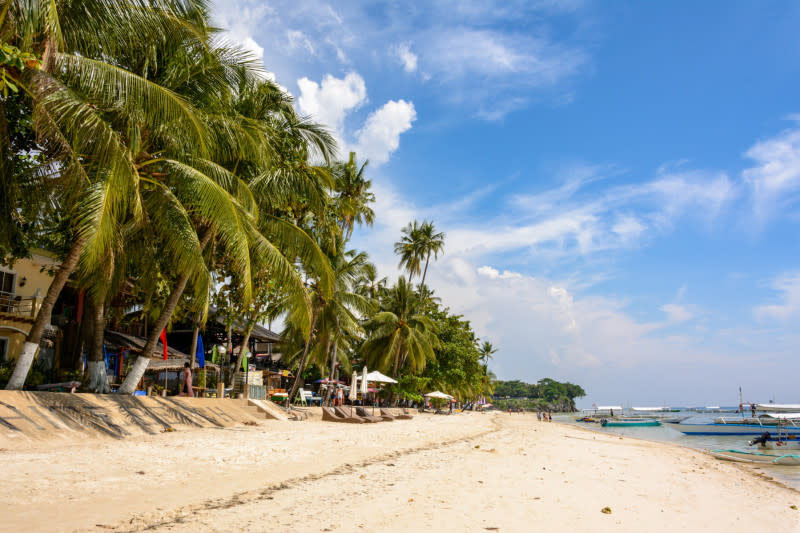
[
  {"left": 596, "top": 406, "right": 623, "bottom": 411},
  {"left": 632, "top": 407, "right": 667, "bottom": 412}
]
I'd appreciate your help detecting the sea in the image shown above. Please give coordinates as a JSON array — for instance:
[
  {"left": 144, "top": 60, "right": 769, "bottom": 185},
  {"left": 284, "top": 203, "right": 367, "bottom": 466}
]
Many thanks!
[{"left": 555, "top": 410, "right": 800, "bottom": 490}]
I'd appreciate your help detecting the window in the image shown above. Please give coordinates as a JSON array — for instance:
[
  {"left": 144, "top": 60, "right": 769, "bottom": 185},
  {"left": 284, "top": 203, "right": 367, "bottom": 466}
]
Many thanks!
[
  {"left": 0, "top": 337, "right": 8, "bottom": 362},
  {"left": 0, "top": 271, "right": 15, "bottom": 295}
]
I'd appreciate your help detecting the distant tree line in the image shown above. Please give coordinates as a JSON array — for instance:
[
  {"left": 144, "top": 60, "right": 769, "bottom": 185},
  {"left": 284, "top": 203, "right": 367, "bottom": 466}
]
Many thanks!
[{"left": 492, "top": 378, "right": 586, "bottom": 412}]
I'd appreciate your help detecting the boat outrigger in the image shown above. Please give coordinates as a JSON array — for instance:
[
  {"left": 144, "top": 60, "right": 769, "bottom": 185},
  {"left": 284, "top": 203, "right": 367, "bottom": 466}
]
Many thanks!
[{"left": 708, "top": 449, "right": 800, "bottom": 466}]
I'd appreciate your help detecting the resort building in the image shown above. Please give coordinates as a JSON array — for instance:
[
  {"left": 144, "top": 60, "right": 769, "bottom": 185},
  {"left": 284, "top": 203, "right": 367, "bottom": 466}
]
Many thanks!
[{"left": 0, "top": 250, "right": 59, "bottom": 364}]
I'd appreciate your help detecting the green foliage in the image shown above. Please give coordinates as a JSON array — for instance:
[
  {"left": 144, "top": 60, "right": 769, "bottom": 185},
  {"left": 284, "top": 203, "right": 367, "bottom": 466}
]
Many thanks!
[{"left": 492, "top": 378, "right": 586, "bottom": 411}]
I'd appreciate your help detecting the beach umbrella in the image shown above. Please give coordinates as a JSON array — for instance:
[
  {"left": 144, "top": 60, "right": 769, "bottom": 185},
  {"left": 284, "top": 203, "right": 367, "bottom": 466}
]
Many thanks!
[
  {"left": 361, "top": 366, "right": 368, "bottom": 408},
  {"left": 349, "top": 372, "right": 358, "bottom": 414},
  {"left": 364, "top": 370, "right": 398, "bottom": 384}
]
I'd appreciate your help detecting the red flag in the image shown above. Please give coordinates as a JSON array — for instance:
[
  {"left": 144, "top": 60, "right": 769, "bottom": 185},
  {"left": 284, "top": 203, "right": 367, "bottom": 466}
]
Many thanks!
[{"left": 159, "top": 329, "right": 168, "bottom": 360}]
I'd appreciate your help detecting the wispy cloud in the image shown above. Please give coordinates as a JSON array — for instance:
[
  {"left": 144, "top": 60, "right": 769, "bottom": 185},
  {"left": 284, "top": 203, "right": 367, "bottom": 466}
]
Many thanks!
[
  {"left": 743, "top": 118, "right": 800, "bottom": 222},
  {"left": 754, "top": 271, "right": 800, "bottom": 322}
]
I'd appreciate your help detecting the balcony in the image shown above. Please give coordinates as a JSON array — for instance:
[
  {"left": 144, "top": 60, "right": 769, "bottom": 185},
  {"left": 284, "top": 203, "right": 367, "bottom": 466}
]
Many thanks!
[{"left": 0, "top": 292, "right": 38, "bottom": 318}]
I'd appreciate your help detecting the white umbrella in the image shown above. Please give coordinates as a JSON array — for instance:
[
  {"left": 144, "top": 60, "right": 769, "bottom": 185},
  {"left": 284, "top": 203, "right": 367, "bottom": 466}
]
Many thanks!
[
  {"left": 364, "top": 370, "right": 397, "bottom": 384},
  {"left": 348, "top": 371, "right": 358, "bottom": 414},
  {"left": 424, "top": 391, "right": 454, "bottom": 400},
  {"left": 360, "top": 366, "right": 368, "bottom": 396}
]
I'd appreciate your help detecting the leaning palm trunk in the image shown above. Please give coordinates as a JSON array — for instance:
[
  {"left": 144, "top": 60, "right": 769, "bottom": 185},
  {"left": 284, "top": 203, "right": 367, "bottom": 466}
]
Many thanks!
[
  {"left": 116, "top": 272, "right": 191, "bottom": 395},
  {"left": 6, "top": 234, "right": 90, "bottom": 390},
  {"left": 322, "top": 338, "right": 336, "bottom": 406},
  {"left": 232, "top": 322, "right": 254, "bottom": 379},
  {"left": 286, "top": 310, "right": 319, "bottom": 406},
  {"left": 118, "top": 230, "right": 211, "bottom": 395},
  {"left": 86, "top": 298, "right": 110, "bottom": 393}
]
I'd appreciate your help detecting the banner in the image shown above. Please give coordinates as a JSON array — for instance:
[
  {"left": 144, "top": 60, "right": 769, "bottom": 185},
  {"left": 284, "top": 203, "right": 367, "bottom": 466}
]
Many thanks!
[
  {"left": 159, "top": 329, "right": 168, "bottom": 360},
  {"left": 196, "top": 334, "right": 205, "bottom": 368}
]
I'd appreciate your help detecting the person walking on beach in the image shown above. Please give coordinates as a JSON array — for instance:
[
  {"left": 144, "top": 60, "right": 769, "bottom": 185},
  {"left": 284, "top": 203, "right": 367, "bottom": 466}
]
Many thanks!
[
  {"left": 537, "top": 411, "right": 542, "bottom": 421},
  {"left": 181, "top": 362, "right": 194, "bottom": 397}
]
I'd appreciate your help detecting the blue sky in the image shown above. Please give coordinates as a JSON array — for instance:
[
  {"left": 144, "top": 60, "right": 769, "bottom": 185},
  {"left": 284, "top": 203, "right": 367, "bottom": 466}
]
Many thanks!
[{"left": 213, "top": 1, "right": 800, "bottom": 407}]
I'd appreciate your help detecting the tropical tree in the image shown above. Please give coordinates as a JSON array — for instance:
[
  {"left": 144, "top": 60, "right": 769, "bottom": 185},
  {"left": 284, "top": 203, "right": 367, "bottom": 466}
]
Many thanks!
[
  {"left": 3, "top": 0, "right": 219, "bottom": 390},
  {"left": 333, "top": 152, "right": 374, "bottom": 245},
  {"left": 394, "top": 220, "right": 423, "bottom": 281},
  {"left": 361, "top": 276, "right": 439, "bottom": 377}
]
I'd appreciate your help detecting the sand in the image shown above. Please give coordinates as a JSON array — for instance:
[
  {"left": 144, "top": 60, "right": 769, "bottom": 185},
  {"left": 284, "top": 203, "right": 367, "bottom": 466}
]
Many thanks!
[{"left": 1, "top": 409, "right": 798, "bottom": 532}]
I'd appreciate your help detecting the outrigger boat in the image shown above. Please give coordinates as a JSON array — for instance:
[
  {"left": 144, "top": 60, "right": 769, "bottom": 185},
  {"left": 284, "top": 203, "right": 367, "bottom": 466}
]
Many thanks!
[
  {"left": 575, "top": 406, "right": 622, "bottom": 423},
  {"left": 600, "top": 417, "right": 660, "bottom": 427},
  {"left": 664, "top": 412, "right": 800, "bottom": 437},
  {"left": 708, "top": 449, "right": 800, "bottom": 466}
]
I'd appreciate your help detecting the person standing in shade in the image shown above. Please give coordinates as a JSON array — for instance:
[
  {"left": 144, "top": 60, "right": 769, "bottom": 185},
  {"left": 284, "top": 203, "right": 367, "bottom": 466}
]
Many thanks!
[{"left": 181, "top": 362, "right": 194, "bottom": 397}]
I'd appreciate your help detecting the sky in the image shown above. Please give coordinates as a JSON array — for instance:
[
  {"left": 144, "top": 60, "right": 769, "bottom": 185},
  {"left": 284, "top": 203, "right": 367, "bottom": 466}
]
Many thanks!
[{"left": 212, "top": 1, "right": 800, "bottom": 407}]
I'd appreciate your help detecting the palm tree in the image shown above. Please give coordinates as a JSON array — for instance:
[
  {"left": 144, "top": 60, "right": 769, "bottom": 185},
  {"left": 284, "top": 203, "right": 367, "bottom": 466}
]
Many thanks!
[
  {"left": 333, "top": 152, "right": 374, "bottom": 245},
  {"left": 393, "top": 220, "right": 445, "bottom": 299},
  {"left": 415, "top": 220, "right": 445, "bottom": 292},
  {"left": 3, "top": 0, "right": 218, "bottom": 389},
  {"left": 478, "top": 341, "right": 497, "bottom": 367},
  {"left": 361, "top": 276, "right": 439, "bottom": 377},
  {"left": 394, "top": 220, "right": 423, "bottom": 281}
]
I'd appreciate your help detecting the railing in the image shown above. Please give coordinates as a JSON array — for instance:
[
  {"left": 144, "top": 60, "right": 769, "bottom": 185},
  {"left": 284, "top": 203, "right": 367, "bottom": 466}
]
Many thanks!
[{"left": 0, "top": 293, "right": 37, "bottom": 317}]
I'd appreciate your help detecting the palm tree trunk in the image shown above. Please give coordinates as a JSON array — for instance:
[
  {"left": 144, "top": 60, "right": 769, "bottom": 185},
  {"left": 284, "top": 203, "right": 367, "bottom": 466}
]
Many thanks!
[
  {"left": 286, "top": 309, "right": 319, "bottom": 406},
  {"left": 233, "top": 321, "right": 254, "bottom": 377},
  {"left": 86, "top": 297, "right": 110, "bottom": 393},
  {"left": 6, "top": 233, "right": 90, "bottom": 390},
  {"left": 322, "top": 337, "right": 336, "bottom": 405},
  {"left": 418, "top": 252, "right": 431, "bottom": 300},
  {"left": 117, "top": 229, "right": 212, "bottom": 395}
]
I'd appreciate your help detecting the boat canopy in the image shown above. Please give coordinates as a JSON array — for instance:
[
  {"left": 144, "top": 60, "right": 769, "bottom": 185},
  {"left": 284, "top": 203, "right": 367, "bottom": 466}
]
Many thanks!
[
  {"left": 763, "top": 412, "right": 800, "bottom": 419},
  {"left": 756, "top": 404, "right": 800, "bottom": 412},
  {"left": 632, "top": 407, "right": 668, "bottom": 412},
  {"left": 595, "top": 405, "right": 623, "bottom": 411}
]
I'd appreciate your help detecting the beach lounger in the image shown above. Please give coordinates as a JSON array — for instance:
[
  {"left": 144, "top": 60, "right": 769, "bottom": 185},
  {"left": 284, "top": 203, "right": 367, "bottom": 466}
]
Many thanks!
[
  {"left": 382, "top": 408, "right": 413, "bottom": 420},
  {"left": 356, "top": 406, "right": 393, "bottom": 422},
  {"left": 334, "top": 406, "right": 378, "bottom": 423},
  {"left": 400, "top": 407, "right": 416, "bottom": 419},
  {"left": 322, "top": 407, "right": 364, "bottom": 423}
]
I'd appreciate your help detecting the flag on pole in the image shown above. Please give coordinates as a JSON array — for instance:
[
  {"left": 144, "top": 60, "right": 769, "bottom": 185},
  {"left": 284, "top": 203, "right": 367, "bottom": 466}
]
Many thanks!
[
  {"left": 242, "top": 351, "right": 249, "bottom": 371},
  {"left": 159, "top": 329, "right": 168, "bottom": 360},
  {"left": 212, "top": 344, "right": 219, "bottom": 364},
  {"left": 196, "top": 334, "right": 205, "bottom": 368}
]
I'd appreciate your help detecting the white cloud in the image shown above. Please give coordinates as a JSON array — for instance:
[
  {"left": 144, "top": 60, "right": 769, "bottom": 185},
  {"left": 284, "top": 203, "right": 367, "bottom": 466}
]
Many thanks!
[
  {"left": 395, "top": 43, "right": 418, "bottom": 73},
  {"left": 425, "top": 28, "right": 585, "bottom": 86},
  {"left": 212, "top": 2, "right": 272, "bottom": 60},
  {"left": 754, "top": 271, "right": 800, "bottom": 322},
  {"left": 296, "top": 72, "right": 367, "bottom": 135},
  {"left": 660, "top": 304, "right": 694, "bottom": 323},
  {"left": 353, "top": 100, "right": 417, "bottom": 165},
  {"left": 743, "top": 121, "right": 800, "bottom": 220},
  {"left": 287, "top": 29, "right": 317, "bottom": 55},
  {"left": 477, "top": 266, "right": 522, "bottom": 280}
]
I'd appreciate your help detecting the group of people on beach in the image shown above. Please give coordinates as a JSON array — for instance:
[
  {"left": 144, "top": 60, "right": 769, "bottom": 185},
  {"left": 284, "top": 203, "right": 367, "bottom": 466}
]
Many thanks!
[{"left": 537, "top": 411, "right": 552, "bottom": 422}]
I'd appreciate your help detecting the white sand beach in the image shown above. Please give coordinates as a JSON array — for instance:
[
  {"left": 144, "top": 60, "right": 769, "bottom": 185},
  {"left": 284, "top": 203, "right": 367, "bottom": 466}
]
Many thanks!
[{"left": 1, "top": 405, "right": 798, "bottom": 533}]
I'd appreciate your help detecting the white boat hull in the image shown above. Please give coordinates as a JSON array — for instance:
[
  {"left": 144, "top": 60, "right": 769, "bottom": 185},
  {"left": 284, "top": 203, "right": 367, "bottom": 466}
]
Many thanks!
[{"left": 663, "top": 422, "right": 800, "bottom": 437}]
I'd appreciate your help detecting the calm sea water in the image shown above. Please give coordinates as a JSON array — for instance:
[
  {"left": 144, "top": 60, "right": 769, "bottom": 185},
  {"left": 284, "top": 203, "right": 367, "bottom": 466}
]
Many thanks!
[{"left": 554, "top": 413, "right": 800, "bottom": 490}]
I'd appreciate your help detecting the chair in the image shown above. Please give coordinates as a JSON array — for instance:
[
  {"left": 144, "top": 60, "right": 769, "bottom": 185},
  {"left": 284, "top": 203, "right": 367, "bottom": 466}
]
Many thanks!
[
  {"left": 400, "top": 407, "right": 416, "bottom": 419},
  {"left": 322, "top": 406, "right": 364, "bottom": 423},
  {"left": 382, "top": 408, "right": 412, "bottom": 420},
  {"left": 355, "top": 406, "right": 390, "bottom": 422}
]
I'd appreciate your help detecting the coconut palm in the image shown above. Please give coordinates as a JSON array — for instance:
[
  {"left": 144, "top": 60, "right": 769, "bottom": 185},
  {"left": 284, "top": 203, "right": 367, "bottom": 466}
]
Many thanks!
[
  {"left": 361, "top": 276, "right": 439, "bottom": 377},
  {"left": 333, "top": 152, "right": 374, "bottom": 245},
  {"left": 478, "top": 341, "right": 497, "bottom": 367},
  {"left": 3, "top": 0, "right": 219, "bottom": 389},
  {"left": 394, "top": 220, "right": 423, "bottom": 281},
  {"left": 414, "top": 220, "right": 445, "bottom": 293}
]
